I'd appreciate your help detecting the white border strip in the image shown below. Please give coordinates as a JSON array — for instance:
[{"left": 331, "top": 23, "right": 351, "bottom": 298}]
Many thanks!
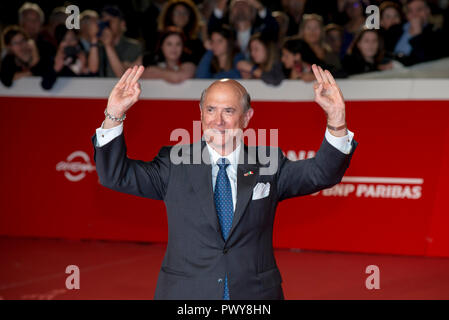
[
  {"left": 1, "top": 77, "right": 449, "bottom": 101},
  {"left": 342, "top": 176, "right": 424, "bottom": 184}
]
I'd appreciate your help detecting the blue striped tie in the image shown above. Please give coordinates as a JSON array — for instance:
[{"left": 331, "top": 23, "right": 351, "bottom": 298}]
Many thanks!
[{"left": 214, "top": 158, "right": 234, "bottom": 300}]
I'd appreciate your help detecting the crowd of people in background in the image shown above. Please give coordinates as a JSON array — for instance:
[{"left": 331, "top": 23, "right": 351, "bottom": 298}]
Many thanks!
[{"left": 1, "top": 0, "right": 448, "bottom": 89}]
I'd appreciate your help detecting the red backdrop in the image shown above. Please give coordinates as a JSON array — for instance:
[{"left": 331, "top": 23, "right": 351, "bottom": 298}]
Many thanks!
[{"left": 1, "top": 95, "right": 449, "bottom": 257}]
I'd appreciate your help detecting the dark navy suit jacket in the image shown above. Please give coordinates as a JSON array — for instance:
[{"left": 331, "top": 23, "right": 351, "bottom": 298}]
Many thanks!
[{"left": 92, "top": 132, "right": 358, "bottom": 299}]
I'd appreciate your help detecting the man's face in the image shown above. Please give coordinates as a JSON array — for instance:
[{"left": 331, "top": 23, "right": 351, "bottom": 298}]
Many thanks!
[
  {"left": 102, "top": 13, "right": 123, "bottom": 36},
  {"left": 230, "top": 1, "right": 252, "bottom": 24},
  {"left": 345, "top": 0, "right": 363, "bottom": 19},
  {"left": 81, "top": 16, "right": 99, "bottom": 36},
  {"left": 381, "top": 7, "right": 401, "bottom": 30},
  {"left": 406, "top": 0, "right": 430, "bottom": 25},
  {"left": 201, "top": 81, "right": 253, "bottom": 153},
  {"left": 285, "top": 0, "right": 305, "bottom": 16},
  {"left": 20, "top": 10, "right": 41, "bottom": 39}
]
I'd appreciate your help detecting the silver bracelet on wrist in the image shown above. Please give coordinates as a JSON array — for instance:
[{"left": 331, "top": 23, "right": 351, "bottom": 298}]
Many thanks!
[
  {"left": 327, "top": 122, "right": 347, "bottom": 131},
  {"left": 104, "top": 108, "right": 126, "bottom": 122}
]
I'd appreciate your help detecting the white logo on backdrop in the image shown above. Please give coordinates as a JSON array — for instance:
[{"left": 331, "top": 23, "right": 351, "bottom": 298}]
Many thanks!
[
  {"left": 286, "top": 150, "right": 423, "bottom": 199},
  {"left": 56, "top": 151, "right": 96, "bottom": 182}
]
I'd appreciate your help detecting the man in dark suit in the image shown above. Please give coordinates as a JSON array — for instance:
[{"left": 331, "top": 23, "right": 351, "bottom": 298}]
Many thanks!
[
  {"left": 383, "top": 0, "right": 443, "bottom": 66},
  {"left": 92, "top": 64, "right": 357, "bottom": 300},
  {"left": 207, "top": 0, "right": 279, "bottom": 56}
]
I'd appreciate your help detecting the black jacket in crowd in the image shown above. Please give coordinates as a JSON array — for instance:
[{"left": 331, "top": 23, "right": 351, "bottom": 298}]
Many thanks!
[{"left": 382, "top": 22, "right": 444, "bottom": 66}]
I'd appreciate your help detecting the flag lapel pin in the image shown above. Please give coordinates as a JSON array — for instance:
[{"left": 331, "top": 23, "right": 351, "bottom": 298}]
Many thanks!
[{"left": 244, "top": 171, "right": 254, "bottom": 177}]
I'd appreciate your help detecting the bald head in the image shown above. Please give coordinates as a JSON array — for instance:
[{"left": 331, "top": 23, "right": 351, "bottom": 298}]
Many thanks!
[
  {"left": 199, "top": 79, "right": 254, "bottom": 155},
  {"left": 200, "top": 79, "right": 251, "bottom": 113}
]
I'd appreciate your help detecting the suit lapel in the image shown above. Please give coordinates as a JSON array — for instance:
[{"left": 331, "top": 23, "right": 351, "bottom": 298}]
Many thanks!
[
  {"left": 227, "top": 145, "right": 259, "bottom": 242},
  {"left": 185, "top": 141, "right": 260, "bottom": 244},
  {"left": 185, "top": 140, "right": 222, "bottom": 241}
]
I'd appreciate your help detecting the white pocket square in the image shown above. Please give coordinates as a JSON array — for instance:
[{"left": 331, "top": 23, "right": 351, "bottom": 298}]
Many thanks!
[{"left": 252, "top": 182, "right": 270, "bottom": 200}]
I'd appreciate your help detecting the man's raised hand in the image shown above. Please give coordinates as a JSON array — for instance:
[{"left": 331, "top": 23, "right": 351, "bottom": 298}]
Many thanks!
[
  {"left": 311, "top": 64, "right": 346, "bottom": 131},
  {"left": 107, "top": 65, "right": 144, "bottom": 118}
]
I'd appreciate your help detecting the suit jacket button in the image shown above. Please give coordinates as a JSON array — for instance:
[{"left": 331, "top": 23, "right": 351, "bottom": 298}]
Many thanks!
[{"left": 223, "top": 249, "right": 228, "bottom": 254}]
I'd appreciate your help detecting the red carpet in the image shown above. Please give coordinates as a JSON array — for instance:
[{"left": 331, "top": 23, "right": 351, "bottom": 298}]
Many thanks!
[{"left": 1, "top": 237, "right": 448, "bottom": 300}]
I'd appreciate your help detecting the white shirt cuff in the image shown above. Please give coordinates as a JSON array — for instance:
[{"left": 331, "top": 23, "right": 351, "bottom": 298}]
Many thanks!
[
  {"left": 258, "top": 8, "right": 267, "bottom": 19},
  {"left": 213, "top": 7, "right": 224, "bottom": 19},
  {"left": 325, "top": 127, "right": 354, "bottom": 155},
  {"left": 95, "top": 121, "right": 123, "bottom": 147}
]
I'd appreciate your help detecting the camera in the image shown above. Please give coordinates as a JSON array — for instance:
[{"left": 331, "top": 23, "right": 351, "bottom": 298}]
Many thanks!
[
  {"left": 64, "top": 45, "right": 81, "bottom": 59},
  {"left": 97, "top": 20, "right": 110, "bottom": 38}
]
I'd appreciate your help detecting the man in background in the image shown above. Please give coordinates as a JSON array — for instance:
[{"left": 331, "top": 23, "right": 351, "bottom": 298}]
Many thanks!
[
  {"left": 98, "top": 5, "right": 142, "bottom": 77},
  {"left": 385, "top": 0, "right": 443, "bottom": 65}
]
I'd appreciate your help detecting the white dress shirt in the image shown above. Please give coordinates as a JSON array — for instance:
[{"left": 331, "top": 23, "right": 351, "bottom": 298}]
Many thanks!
[
  {"left": 95, "top": 121, "right": 354, "bottom": 154},
  {"left": 206, "top": 141, "right": 241, "bottom": 212},
  {"left": 95, "top": 121, "right": 354, "bottom": 210}
]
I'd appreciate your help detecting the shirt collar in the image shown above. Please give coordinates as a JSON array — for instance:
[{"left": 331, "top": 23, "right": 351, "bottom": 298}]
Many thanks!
[
  {"left": 403, "top": 22, "right": 410, "bottom": 32},
  {"left": 206, "top": 140, "right": 242, "bottom": 167}
]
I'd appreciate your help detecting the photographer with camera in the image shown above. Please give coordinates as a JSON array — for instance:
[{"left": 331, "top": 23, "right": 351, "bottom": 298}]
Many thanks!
[
  {"left": 53, "top": 25, "right": 89, "bottom": 77},
  {"left": 37, "top": 24, "right": 99, "bottom": 90},
  {"left": 97, "top": 5, "right": 143, "bottom": 78},
  {"left": 53, "top": 24, "right": 98, "bottom": 77},
  {"left": 79, "top": 9, "right": 100, "bottom": 75}
]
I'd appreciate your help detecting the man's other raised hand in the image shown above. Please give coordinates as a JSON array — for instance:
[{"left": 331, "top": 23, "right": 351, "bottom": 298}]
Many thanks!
[
  {"left": 106, "top": 65, "right": 144, "bottom": 119},
  {"left": 311, "top": 64, "right": 347, "bottom": 136}
]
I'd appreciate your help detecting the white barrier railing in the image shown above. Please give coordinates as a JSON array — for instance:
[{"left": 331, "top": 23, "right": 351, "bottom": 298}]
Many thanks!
[{"left": 1, "top": 77, "right": 449, "bottom": 101}]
